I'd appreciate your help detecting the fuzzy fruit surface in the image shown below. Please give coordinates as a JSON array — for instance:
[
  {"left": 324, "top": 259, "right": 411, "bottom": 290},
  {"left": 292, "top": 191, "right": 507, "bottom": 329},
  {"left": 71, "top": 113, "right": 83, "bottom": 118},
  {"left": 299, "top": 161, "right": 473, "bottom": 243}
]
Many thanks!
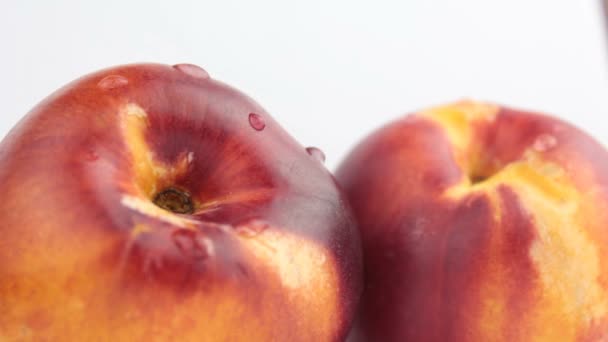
[
  {"left": 0, "top": 63, "right": 362, "bottom": 341},
  {"left": 337, "top": 101, "right": 608, "bottom": 342}
]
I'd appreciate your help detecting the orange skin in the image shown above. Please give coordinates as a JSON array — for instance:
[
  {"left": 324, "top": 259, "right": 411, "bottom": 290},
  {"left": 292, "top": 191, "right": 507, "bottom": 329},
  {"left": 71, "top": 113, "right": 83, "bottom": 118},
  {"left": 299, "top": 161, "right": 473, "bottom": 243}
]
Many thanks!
[
  {"left": 0, "top": 64, "right": 362, "bottom": 341},
  {"left": 337, "top": 102, "right": 608, "bottom": 341}
]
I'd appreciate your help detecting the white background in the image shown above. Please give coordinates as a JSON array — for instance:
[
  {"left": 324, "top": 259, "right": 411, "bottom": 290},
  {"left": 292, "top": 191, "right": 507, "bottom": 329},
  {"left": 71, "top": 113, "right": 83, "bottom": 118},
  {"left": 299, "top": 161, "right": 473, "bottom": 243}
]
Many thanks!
[{"left": 1, "top": 1, "right": 607, "bottom": 169}]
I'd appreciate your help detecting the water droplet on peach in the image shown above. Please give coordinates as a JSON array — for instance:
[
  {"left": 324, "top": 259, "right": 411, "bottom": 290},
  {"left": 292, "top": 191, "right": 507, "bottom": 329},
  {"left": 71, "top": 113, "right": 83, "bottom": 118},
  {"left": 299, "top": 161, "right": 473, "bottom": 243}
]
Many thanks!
[
  {"left": 317, "top": 253, "right": 327, "bottom": 265},
  {"left": 305, "top": 147, "right": 326, "bottom": 163},
  {"left": 235, "top": 219, "right": 269, "bottom": 238},
  {"left": 84, "top": 149, "right": 99, "bottom": 161},
  {"left": 196, "top": 236, "right": 215, "bottom": 258},
  {"left": 172, "top": 229, "right": 209, "bottom": 260},
  {"left": 533, "top": 134, "right": 557, "bottom": 152},
  {"left": 248, "top": 113, "right": 266, "bottom": 131},
  {"left": 97, "top": 75, "right": 128, "bottom": 90},
  {"left": 172, "top": 63, "right": 210, "bottom": 79}
]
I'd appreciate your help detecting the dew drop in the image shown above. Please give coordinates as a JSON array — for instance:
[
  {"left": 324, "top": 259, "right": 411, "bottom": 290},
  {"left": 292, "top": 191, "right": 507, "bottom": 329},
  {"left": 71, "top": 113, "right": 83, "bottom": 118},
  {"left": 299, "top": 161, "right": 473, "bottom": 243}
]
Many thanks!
[
  {"left": 84, "top": 149, "right": 99, "bottom": 161},
  {"left": 248, "top": 113, "right": 266, "bottom": 131},
  {"left": 172, "top": 63, "right": 210, "bottom": 79},
  {"left": 97, "top": 75, "right": 128, "bottom": 90},
  {"left": 235, "top": 219, "right": 269, "bottom": 238},
  {"left": 533, "top": 134, "right": 557, "bottom": 152},
  {"left": 317, "top": 253, "right": 327, "bottom": 265},
  {"left": 172, "top": 230, "right": 195, "bottom": 252},
  {"left": 171, "top": 229, "right": 210, "bottom": 260},
  {"left": 305, "top": 147, "right": 326, "bottom": 163},
  {"left": 196, "top": 236, "right": 215, "bottom": 258}
]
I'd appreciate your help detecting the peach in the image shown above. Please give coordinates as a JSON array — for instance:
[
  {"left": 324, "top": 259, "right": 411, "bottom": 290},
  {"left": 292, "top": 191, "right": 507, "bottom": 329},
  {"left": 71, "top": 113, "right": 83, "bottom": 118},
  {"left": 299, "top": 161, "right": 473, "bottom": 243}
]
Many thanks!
[
  {"left": 0, "top": 63, "right": 362, "bottom": 341},
  {"left": 337, "top": 101, "right": 608, "bottom": 341}
]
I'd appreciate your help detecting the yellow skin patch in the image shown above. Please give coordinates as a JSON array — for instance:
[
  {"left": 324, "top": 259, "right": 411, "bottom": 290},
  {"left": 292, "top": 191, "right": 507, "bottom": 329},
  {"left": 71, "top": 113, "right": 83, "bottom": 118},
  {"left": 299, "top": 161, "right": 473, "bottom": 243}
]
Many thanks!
[
  {"left": 130, "top": 223, "right": 151, "bottom": 238},
  {"left": 119, "top": 103, "right": 203, "bottom": 230},
  {"left": 121, "top": 103, "right": 192, "bottom": 199},
  {"left": 423, "top": 100, "right": 499, "bottom": 179},
  {"left": 425, "top": 101, "right": 608, "bottom": 341},
  {"left": 238, "top": 224, "right": 338, "bottom": 340}
]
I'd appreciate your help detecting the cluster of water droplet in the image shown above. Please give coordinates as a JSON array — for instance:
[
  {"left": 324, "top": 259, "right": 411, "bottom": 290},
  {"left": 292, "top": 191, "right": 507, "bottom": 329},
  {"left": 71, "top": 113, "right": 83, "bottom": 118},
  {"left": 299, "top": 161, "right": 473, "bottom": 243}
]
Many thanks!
[{"left": 95, "top": 63, "right": 327, "bottom": 167}]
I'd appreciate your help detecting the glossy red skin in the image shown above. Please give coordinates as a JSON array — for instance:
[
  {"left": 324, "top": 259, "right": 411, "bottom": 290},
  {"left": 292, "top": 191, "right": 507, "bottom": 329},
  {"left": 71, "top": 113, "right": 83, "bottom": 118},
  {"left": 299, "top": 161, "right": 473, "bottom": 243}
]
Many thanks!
[
  {"left": 0, "top": 64, "right": 362, "bottom": 341},
  {"left": 336, "top": 104, "right": 608, "bottom": 341}
]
